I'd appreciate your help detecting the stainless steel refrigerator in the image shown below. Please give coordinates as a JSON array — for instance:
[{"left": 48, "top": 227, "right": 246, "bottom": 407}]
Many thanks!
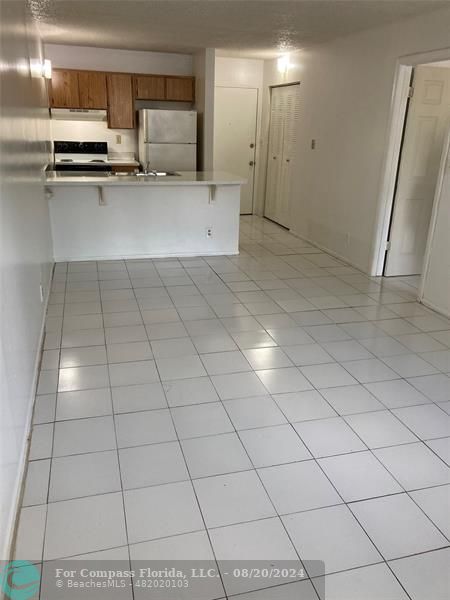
[{"left": 138, "top": 109, "right": 197, "bottom": 171}]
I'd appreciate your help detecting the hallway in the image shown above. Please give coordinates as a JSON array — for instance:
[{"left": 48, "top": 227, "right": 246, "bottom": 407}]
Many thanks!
[{"left": 17, "top": 215, "right": 450, "bottom": 599}]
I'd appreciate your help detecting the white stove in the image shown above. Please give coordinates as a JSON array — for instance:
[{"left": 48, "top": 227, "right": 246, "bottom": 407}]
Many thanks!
[{"left": 53, "top": 141, "right": 112, "bottom": 172}]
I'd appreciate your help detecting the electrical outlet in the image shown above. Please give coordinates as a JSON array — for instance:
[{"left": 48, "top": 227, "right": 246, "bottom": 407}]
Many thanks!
[
  {"left": 116, "top": 134, "right": 122, "bottom": 144},
  {"left": 39, "top": 284, "right": 44, "bottom": 303},
  {"left": 206, "top": 227, "right": 213, "bottom": 239},
  {"left": 345, "top": 233, "right": 350, "bottom": 247}
]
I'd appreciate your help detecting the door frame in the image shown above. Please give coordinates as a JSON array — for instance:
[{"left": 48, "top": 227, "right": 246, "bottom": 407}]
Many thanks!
[
  {"left": 263, "top": 81, "right": 300, "bottom": 224},
  {"left": 370, "top": 47, "right": 450, "bottom": 277},
  {"left": 418, "top": 126, "right": 450, "bottom": 310},
  {"left": 214, "top": 85, "right": 260, "bottom": 215}
]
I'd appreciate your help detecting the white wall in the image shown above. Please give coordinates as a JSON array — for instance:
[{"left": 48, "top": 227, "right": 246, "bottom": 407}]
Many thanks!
[
  {"left": 44, "top": 43, "right": 193, "bottom": 75},
  {"left": 1, "top": 2, "right": 53, "bottom": 559},
  {"left": 215, "top": 56, "right": 264, "bottom": 88},
  {"left": 51, "top": 119, "right": 138, "bottom": 156},
  {"left": 193, "top": 49, "right": 216, "bottom": 170},
  {"left": 259, "top": 6, "right": 450, "bottom": 274},
  {"left": 420, "top": 131, "right": 450, "bottom": 317}
]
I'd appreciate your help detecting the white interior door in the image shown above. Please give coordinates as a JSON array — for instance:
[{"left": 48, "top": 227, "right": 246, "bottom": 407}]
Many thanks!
[
  {"left": 420, "top": 128, "right": 450, "bottom": 316},
  {"left": 385, "top": 65, "right": 450, "bottom": 276},
  {"left": 264, "top": 84, "right": 300, "bottom": 228},
  {"left": 214, "top": 87, "right": 258, "bottom": 214}
]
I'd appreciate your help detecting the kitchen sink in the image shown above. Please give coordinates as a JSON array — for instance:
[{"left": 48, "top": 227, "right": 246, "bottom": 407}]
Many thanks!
[
  {"left": 135, "top": 171, "right": 180, "bottom": 177},
  {"left": 110, "top": 171, "right": 180, "bottom": 177}
]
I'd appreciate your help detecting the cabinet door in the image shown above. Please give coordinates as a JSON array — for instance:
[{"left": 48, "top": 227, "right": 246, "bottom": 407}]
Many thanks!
[
  {"left": 106, "top": 73, "right": 134, "bottom": 129},
  {"left": 134, "top": 75, "right": 165, "bottom": 100},
  {"left": 79, "top": 71, "right": 107, "bottom": 109},
  {"left": 165, "top": 76, "right": 195, "bottom": 102},
  {"left": 50, "top": 69, "right": 80, "bottom": 108}
]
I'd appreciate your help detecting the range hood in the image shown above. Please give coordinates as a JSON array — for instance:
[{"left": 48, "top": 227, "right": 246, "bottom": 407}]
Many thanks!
[{"left": 50, "top": 108, "right": 107, "bottom": 121}]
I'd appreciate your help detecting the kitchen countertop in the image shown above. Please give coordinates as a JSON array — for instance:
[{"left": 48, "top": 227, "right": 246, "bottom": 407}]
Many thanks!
[{"left": 45, "top": 171, "right": 246, "bottom": 186}]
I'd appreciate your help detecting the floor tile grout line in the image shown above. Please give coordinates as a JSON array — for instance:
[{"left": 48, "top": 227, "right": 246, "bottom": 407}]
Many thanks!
[
  {"left": 201, "top": 394, "right": 317, "bottom": 595},
  {"left": 53, "top": 306, "right": 450, "bottom": 352},
  {"left": 340, "top": 389, "right": 450, "bottom": 468},
  {"left": 31, "top": 404, "right": 450, "bottom": 459},
  {"left": 102, "top": 258, "right": 137, "bottom": 600},
  {"left": 129, "top": 257, "right": 230, "bottom": 599},
  {"left": 39, "top": 351, "right": 449, "bottom": 410},
  {"left": 40, "top": 260, "right": 68, "bottom": 569},
  {"left": 28, "top": 448, "right": 450, "bottom": 500},
  {"left": 28, "top": 218, "right": 450, "bottom": 595},
  {"left": 350, "top": 431, "right": 450, "bottom": 546},
  {"left": 216, "top": 227, "right": 440, "bottom": 595},
  {"left": 250, "top": 427, "right": 392, "bottom": 591},
  {"left": 210, "top": 380, "right": 324, "bottom": 592},
  {"left": 336, "top": 401, "right": 450, "bottom": 547}
]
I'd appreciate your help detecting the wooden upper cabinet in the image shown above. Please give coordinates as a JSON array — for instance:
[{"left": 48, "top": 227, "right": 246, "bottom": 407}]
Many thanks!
[
  {"left": 78, "top": 71, "right": 107, "bottom": 109},
  {"left": 49, "top": 67, "right": 195, "bottom": 124},
  {"left": 134, "top": 75, "right": 165, "bottom": 100},
  {"left": 50, "top": 69, "right": 80, "bottom": 108},
  {"left": 106, "top": 73, "right": 134, "bottom": 129},
  {"left": 165, "top": 76, "right": 195, "bottom": 102}
]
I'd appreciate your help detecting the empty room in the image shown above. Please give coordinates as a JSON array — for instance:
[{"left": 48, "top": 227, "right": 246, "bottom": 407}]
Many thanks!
[{"left": 1, "top": 1, "right": 449, "bottom": 599}]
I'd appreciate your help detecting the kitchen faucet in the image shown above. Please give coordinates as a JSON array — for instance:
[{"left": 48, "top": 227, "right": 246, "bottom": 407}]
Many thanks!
[{"left": 143, "top": 162, "right": 157, "bottom": 176}]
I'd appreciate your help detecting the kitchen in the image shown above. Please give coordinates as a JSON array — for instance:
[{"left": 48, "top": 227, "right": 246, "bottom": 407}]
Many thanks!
[{"left": 44, "top": 45, "right": 244, "bottom": 260}]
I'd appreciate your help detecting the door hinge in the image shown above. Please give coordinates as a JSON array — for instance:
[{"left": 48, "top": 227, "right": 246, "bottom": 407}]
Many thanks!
[
  {"left": 385, "top": 240, "right": 391, "bottom": 251},
  {"left": 408, "top": 86, "right": 414, "bottom": 99}
]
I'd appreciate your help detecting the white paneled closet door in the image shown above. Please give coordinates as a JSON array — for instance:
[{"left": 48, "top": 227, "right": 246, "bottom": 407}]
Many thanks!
[
  {"left": 264, "top": 84, "right": 300, "bottom": 228},
  {"left": 264, "top": 86, "right": 285, "bottom": 223}
]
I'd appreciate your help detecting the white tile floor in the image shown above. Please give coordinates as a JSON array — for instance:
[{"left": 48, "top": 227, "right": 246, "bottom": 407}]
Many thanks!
[{"left": 17, "top": 215, "right": 450, "bottom": 599}]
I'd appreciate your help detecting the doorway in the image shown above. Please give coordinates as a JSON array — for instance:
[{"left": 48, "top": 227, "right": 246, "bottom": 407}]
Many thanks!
[
  {"left": 213, "top": 86, "right": 258, "bottom": 214},
  {"left": 382, "top": 62, "right": 450, "bottom": 277},
  {"left": 264, "top": 83, "right": 300, "bottom": 228}
]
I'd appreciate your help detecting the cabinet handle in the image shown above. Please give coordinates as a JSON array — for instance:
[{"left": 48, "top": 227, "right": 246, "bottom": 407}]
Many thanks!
[{"left": 249, "top": 161, "right": 255, "bottom": 166}]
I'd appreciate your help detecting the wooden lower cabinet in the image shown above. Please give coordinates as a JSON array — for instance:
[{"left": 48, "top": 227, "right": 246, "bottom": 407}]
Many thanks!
[
  {"left": 107, "top": 73, "right": 134, "bottom": 129},
  {"left": 110, "top": 164, "right": 139, "bottom": 173}
]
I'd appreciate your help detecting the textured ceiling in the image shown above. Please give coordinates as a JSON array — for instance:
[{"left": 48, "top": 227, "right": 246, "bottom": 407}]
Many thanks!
[{"left": 28, "top": 0, "right": 448, "bottom": 58}]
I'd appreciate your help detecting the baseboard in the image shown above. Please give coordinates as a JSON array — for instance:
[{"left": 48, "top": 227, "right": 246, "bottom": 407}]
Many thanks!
[
  {"left": 54, "top": 250, "right": 240, "bottom": 262},
  {"left": 288, "top": 229, "right": 369, "bottom": 275},
  {"left": 420, "top": 298, "right": 450, "bottom": 320},
  {"left": 1, "top": 265, "right": 53, "bottom": 562}
]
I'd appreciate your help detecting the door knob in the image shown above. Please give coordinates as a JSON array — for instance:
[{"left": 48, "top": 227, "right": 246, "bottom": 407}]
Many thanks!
[
  {"left": 249, "top": 161, "right": 255, "bottom": 166},
  {"left": 249, "top": 143, "right": 255, "bottom": 149},
  {"left": 286, "top": 158, "right": 290, "bottom": 162}
]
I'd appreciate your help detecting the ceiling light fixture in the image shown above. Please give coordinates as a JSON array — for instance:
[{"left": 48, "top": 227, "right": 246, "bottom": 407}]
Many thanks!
[
  {"left": 30, "top": 58, "right": 52, "bottom": 79},
  {"left": 42, "top": 59, "right": 52, "bottom": 79},
  {"left": 277, "top": 55, "right": 291, "bottom": 74}
]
